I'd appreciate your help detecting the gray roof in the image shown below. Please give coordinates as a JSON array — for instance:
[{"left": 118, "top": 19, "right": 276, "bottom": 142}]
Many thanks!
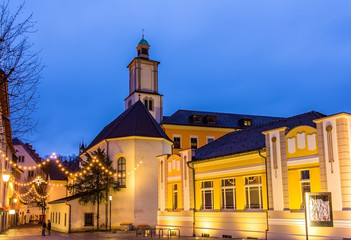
[
  {"left": 86, "top": 101, "right": 170, "bottom": 150},
  {"left": 194, "top": 111, "right": 326, "bottom": 161},
  {"left": 12, "top": 138, "right": 42, "bottom": 164},
  {"left": 162, "top": 109, "right": 283, "bottom": 129}
]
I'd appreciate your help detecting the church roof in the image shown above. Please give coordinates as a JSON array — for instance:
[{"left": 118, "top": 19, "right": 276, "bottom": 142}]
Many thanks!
[
  {"left": 86, "top": 101, "right": 170, "bottom": 150},
  {"left": 162, "top": 109, "right": 283, "bottom": 129},
  {"left": 194, "top": 111, "right": 326, "bottom": 161},
  {"left": 139, "top": 38, "right": 149, "bottom": 45}
]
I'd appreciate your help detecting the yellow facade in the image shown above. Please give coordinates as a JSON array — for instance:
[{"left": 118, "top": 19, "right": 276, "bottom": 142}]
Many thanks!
[{"left": 161, "top": 124, "right": 235, "bottom": 153}]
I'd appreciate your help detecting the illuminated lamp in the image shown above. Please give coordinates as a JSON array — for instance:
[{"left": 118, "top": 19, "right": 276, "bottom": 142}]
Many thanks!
[
  {"left": 2, "top": 172, "right": 10, "bottom": 182},
  {"left": 13, "top": 198, "right": 18, "bottom": 203},
  {"left": 9, "top": 209, "right": 15, "bottom": 215}
]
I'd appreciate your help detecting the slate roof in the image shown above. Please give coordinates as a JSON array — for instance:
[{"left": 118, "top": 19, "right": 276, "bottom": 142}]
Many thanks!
[
  {"left": 161, "top": 110, "right": 283, "bottom": 129},
  {"left": 48, "top": 160, "right": 67, "bottom": 181},
  {"left": 86, "top": 101, "right": 171, "bottom": 150},
  {"left": 48, "top": 193, "right": 83, "bottom": 204},
  {"left": 194, "top": 111, "right": 326, "bottom": 161},
  {"left": 12, "top": 138, "right": 42, "bottom": 164}
]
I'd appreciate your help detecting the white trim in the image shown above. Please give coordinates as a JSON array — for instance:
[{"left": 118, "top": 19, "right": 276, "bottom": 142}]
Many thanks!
[
  {"left": 269, "top": 132, "right": 284, "bottom": 211},
  {"left": 168, "top": 175, "right": 181, "bottom": 182},
  {"left": 287, "top": 155, "right": 319, "bottom": 166},
  {"left": 195, "top": 164, "right": 265, "bottom": 179}
]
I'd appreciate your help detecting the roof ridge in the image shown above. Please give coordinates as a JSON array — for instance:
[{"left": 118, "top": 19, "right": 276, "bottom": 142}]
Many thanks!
[{"left": 171, "top": 109, "right": 282, "bottom": 118}]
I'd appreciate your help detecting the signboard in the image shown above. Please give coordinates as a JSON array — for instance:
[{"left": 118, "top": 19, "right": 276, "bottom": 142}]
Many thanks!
[{"left": 306, "top": 192, "right": 333, "bottom": 227}]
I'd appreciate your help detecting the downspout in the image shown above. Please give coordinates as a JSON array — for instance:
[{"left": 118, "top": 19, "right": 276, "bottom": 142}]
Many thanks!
[
  {"left": 65, "top": 201, "right": 71, "bottom": 233},
  {"left": 258, "top": 149, "right": 269, "bottom": 240},
  {"left": 186, "top": 160, "right": 196, "bottom": 237}
]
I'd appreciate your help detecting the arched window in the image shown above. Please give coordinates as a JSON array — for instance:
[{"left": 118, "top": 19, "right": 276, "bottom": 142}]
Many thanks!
[
  {"left": 117, "top": 157, "right": 126, "bottom": 187},
  {"left": 143, "top": 97, "right": 154, "bottom": 111}
]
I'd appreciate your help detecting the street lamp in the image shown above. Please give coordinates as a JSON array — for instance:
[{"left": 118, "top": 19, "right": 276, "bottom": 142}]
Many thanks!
[
  {"left": 2, "top": 171, "right": 10, "bottom": 182},
  {"left": 109, "top": 195, "right": 112, "bottom": 232}
]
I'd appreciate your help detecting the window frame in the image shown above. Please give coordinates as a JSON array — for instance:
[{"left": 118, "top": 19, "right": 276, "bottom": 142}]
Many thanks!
[
  {"left": 221, "top": 178, "right": 236, "bottom": 210},
  {"left": 190, "top": 137, "right": 198, "bottom": 150},
  {"left": 245, "top": 175, "right": 263, "bottom": 210},
  {"left": 201, "top": 181, "right": 214, "bottom": 210},
  {"left": 173, "top": 184, "right": 178, "bottom": 210},
  {"left": 117, "top": 157, "right": 126, "bottom": 188},
  {"left": 84, "top": 213, "right": 94, "bottom": 226},
  {"left": 300, "top": 169, "right": 311, "bottom": 209}
]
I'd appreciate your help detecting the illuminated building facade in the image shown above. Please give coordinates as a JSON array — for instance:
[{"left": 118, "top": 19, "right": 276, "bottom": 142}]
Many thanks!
[{"left": 158, "top": 111, "right": 351, "bottom": 239}]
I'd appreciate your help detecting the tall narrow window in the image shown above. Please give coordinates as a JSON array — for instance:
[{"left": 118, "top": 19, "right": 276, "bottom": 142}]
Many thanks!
[
  {"left": 173, "top": 184, "right": 178, "bottom": 210},
  {"left": 64, "top": 213, "right": 67, "bottom": 226},
  {"left": 191, "top": 137, "right": 198, "bottom": 149},
  {"left": 245, "top": 176, "right": 263, "bottom": 209},
  {"left": 160, "top": 161, "right": 163, "bottom": 184},
  {"left": 18, "top": 156, "right": 24, "bottom": 162},
  {"left": 300, "top": 170, "right": 311, "bottom": 208},
  {"left": 173, "top": 137, "right": 181, "bottom": 149},
  {"left": 58, "top": 212, "right": 60, "bottom": 224},
  {"left": 221, "top": 178, "right": 236, "bottom": 209},
  {"left": 201, "top": 181, "right": 213, "bottom": 209},
  {"left": 117, "top": 157, "right": 126, "bottom": 187}
]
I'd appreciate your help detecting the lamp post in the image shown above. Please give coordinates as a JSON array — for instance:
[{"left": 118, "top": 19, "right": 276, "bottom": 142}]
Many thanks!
[
  {"left": 109, "top": 195, "right": 112, "bottom": 232},
  {"left": 2, "top": 171, "right": 10, "bottom": 182}
]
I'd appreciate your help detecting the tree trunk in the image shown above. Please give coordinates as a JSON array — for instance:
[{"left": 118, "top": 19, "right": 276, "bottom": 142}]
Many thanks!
[
  {"left": 105, "top": 190, "right": 108, "bottom": 230},
  {"left": 97, "top": 197, "right": 100, "bottom": 230}
]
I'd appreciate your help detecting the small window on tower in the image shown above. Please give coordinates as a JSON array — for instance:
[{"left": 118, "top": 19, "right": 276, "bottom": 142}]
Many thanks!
[
  {"left": 142, "top": 48, "right": 148, "bottom": 55},
  {"left": 148, "top": 100, "right": 153, "bottom": 111}
]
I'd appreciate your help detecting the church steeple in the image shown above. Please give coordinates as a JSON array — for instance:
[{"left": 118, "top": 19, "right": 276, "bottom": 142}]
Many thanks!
[{"left": 124, "top": 37, "right": 163, "bottom": 123}]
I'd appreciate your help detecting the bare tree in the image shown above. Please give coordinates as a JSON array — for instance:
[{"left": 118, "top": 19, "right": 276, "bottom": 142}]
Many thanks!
[{"left": 0, "top": 1, "right": 43, "bottom": 137}]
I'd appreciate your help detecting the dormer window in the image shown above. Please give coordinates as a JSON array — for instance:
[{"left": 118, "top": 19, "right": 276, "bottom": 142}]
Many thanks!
[
  {"left": 205, "top": 115, "right": 217, "bottom": 125},
  {"left": 189, "top": 114, "right": 203, "bottom": 123},
  {"left": 239, "top": 118, "right": 252, "bottom": 127}
]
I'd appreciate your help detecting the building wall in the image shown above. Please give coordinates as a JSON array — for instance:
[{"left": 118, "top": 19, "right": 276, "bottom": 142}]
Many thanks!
[{"left": 162, "top": 125, "right": 235, "bottom": 154}]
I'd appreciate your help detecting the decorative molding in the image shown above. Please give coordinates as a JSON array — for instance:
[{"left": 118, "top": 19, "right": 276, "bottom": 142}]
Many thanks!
[
  {"left": 195, "top": 164, "right": 265, "bottom": 179},
  {"left": 287, "top": 155, "right": 319, "bottom": 166}
]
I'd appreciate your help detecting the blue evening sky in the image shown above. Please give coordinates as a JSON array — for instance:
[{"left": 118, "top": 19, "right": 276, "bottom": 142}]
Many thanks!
[{"left": 15, "top": 0, "right": 351, "bottom": 157}]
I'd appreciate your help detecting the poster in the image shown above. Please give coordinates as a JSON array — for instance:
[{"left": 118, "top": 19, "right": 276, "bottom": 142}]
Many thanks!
[{"left": 306, "top": 192, "right": 333, "bottom": 227}]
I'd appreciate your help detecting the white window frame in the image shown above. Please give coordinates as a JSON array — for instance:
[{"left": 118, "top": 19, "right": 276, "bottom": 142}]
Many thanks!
[
  {"left": 245, "top": 175, "right": 263, "bottom": 210},
  {"left": 221, "top": 178, "right": 236, "bottom": 210},
  {"left": 300, "top": 169, "right": 311, "bottom": 209},
  {"left": 201, "top": 181, "right": 213, "bottom": 210},
  {"left": 207, "top": 136, "right": 215, "bottom": 144}
]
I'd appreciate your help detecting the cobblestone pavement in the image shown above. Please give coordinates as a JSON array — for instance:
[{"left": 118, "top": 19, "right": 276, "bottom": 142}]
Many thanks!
[{"left": 0, "top": 224, "right": 208, "bottom": 240}]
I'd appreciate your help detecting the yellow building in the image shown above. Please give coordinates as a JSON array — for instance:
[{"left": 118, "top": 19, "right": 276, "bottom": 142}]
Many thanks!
[{"left": 158, "top": 111, "right": 351, "bottom": 239}]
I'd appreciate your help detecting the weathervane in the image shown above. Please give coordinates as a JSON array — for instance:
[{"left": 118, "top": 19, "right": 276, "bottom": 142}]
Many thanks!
[{"left": 142, "top": 29, "right": 145, "bottom": 39}]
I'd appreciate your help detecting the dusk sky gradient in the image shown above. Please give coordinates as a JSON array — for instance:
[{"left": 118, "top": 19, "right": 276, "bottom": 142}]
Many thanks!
[{"left": 13, "top": 0, "right": 351, "bottom": 157}]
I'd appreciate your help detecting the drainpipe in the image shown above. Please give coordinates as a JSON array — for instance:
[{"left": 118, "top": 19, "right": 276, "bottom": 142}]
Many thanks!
[
  {"left": 65, "top": 201, "right": 71, "bottom": 233},
  {"left": 186, "top": 160, "right": 196, "bottom": 237},
  {"left": 258, "top": 149, "right": 269, "bottom": 240}
]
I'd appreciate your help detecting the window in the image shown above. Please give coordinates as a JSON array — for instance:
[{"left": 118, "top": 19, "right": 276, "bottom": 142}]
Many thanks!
[
  {"left": 300, "top": 170, "right": 311, "bottom": 208},
  {"left": 245, "top": 176, "right": 263, "bottom": 209},
  {"left": 173, "top": 137, "right": 181, "bottom": 149},
  {"left": 190, "top": 114, "right": 203, "bottom": 123},
  {"left": 205, "top": 115, "right": 217, "bottom": 124},
  {"left": 84, "top": 213, "right": 94, "bottom": 226},
  {"left": 191, "top": 137, "right": 198, "bottom": 149},
  {"left": 64, "top": 213, "right": 67, "bottom": 226},
  {"left": 141, "top": 48, "right": 148, "bottom": 55},
  {"left": 173, "top": 184, "right": 178, "bottom": 210},
  {"left": 222, "top": 178, "right": 236, "bottom": 209},
  {"left": 58, "top": 212, "right": 60, "bottom": 224},
  {"left": 18, "top": 156, "right": 24, "bottom": 162},
  {"left": 117, "top": 157, "right": 126, "bottom": 187},
  {"left": 28, "top": 170, "right": 34, "bottom": 178},
  {"left": 201, "top": 181, "right": 213, "bottom": 209},
  {"left": 143, "top": 98, "right": 153, "bottom": 111},
  {"left": 55, "top": 212, "right": 57, "bottom": 223},
  {"left": 207, "top": 137, "right": 215, "bottom": 144}
]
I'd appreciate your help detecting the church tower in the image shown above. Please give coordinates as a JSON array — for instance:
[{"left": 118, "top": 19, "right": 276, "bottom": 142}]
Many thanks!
[{"left": 124, "top": 37, "right": 163, "bottom": 123}]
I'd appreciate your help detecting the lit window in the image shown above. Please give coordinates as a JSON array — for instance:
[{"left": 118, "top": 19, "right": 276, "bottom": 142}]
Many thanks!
[
  {"left": 300, "top": 170, "right": 311, "bottom": 209},
  {"left": 245, "top": 176, "right": 262, "bottom": 209},
  {"left": 173, "top": 137, "right": 181, "bottom": 149},
  {"left": 201, "top": 181, "right": 213, "bottom": 209},
  {"left": 173, "top": 184, "right": 178, "bottom": 210},
  {"left": 117, "top": 157, "right": 126, "bottom": 188},
  {"left": 191, "top": 137, "right": 198, "bottom": 149},
  {"left": 84, "top": 213, "right": 94, "bottom": 226},
  {"left": 221, "top": 178, "right": 236, "bottom": 209}
]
